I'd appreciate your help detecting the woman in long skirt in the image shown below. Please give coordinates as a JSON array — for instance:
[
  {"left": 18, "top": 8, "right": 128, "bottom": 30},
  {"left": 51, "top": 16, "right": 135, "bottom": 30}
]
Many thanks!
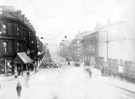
[{"left": 16, "top": 81, "right": 22, "bottom": 99}]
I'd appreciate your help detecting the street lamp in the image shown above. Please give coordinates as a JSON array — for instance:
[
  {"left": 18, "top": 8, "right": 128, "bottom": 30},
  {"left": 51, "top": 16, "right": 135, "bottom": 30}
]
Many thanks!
[{"left": 62, "top": 36, "right": 67, "bottom": 57}]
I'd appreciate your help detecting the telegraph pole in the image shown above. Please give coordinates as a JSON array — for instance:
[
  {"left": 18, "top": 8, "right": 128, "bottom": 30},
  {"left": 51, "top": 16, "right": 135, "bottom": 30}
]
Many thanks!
[{"left": 107, "top": 34, "right": 108, "bottom": 62}]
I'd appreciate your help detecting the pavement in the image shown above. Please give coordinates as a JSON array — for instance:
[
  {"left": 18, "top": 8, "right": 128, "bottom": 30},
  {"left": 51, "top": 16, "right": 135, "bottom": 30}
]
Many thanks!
[
  {"left": 0, "top": 71, "right": 36, "bottom": 82},
  {"left": 0, "top": 54, "right": 46, "bottom": 82},
  {"left": 91, "top": 67, "right": 135, "bottom": 94}
]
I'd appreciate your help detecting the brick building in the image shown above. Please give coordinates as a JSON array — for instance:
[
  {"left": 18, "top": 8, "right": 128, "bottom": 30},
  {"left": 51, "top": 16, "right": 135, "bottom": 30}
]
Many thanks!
[
  {"left": 82, "top": 31, "right": 99, "bottom": 66},
  {"left": 0, "top": 6, "right": 38, "bottom": 75},
  {"left": 69, "top": 31, "right": 90, "bottom": 62},
  {"left": 70, "top": 37, "right": 82, "bottom": 62}
]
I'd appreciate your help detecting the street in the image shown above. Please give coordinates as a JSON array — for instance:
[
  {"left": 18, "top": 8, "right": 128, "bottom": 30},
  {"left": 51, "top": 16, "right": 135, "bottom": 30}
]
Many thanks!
[
  {"left": 1, "top": 1, "right": 135, "bottom": 99},
  {"left": 0, "top": 62, "right": 135, "bottom": 99}
]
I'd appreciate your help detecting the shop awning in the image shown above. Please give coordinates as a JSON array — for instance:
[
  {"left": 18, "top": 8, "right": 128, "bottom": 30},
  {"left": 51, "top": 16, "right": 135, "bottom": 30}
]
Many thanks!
[{"left": 14, "top": 52, "right": 33, "bottom": 64}]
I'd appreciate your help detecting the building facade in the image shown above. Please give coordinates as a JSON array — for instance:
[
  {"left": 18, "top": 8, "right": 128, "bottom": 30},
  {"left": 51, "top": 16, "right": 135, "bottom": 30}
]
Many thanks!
[
  {"left": 82, "top": 31, "right": 99, "bottom": 66},
  {"left": 98, "top": 21, "right": 135, "bottom": 62},
  {"left": 96, "top": 21, "right": 135, "bottom": 77},
  {"left": 0, "top": 6, "right": 37, "bottom": 75},
  {"left": 68, "top": 31, "right": 90, "bottom": 62},
  {"left": 70, "top": 38, "right": 82, "bottom": 62}
]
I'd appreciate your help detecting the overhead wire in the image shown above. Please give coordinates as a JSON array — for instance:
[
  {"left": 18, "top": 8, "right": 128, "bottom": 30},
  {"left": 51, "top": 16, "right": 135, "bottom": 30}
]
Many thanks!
[
  {"left": 28, "top": 10, "right": 94, "bottom": 21},
  {"left": 27, "top": 0, "right": 42, "bottom": 33},
  {"left": 26, "top": 0, "right": 135, "bottom": 43}
]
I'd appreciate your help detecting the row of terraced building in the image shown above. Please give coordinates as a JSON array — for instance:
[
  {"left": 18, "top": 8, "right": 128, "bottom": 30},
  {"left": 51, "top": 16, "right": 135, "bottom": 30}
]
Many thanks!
[{"left": 67, "top": 21, "right": 135, "bottom": 80}]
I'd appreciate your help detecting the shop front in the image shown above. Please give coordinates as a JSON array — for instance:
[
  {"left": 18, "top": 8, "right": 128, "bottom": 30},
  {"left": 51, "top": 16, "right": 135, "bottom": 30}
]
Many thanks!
[
  {"left": 14, "top": 52, "right": 33, "bottom": 76},
  {"left": 0, "top": 59, "right": 5, "bottom": 74},
  {"left": 0, "top": 58, "right": 14, "bottom": 75}
]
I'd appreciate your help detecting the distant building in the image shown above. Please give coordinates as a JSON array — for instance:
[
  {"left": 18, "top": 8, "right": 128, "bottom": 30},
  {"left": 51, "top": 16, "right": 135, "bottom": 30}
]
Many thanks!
[
  {"left": 98, "top": 21, "right": 135, "bottom": 62},
  {"left": 82, "top": 31, "right": 99, "bottom": 66},
  {"left": 69, "top": 31, "right": 91, "bottom": 62},
  {"left": 82, "top": 21, "right": 135, "bottom": 68},
  {"left": 59, "top": 39, "right": 70, "bottom": 59}
]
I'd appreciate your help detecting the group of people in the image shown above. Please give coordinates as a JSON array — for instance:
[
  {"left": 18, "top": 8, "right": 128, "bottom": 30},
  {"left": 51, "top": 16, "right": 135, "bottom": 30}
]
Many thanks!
[
  {"left": 16, "top": 70, "right": 30, "bottom": 99},
  {"left": 15, "top": 62, "right": 38, "bottom": 98},
  {"left": 14, "top": 62, "right": 37, "bottom": 78}
]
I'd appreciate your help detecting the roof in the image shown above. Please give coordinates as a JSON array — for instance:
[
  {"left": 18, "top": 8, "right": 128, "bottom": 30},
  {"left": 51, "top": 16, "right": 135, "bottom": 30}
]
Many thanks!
[
  {"left": 0, "top": 6, "right": 35, "bottom": 33},
  {"left": 3, "top": 11, "right": 15, "bottom": 18},
  {"left": 83, "top": 30, "right": 98, "bottom": 39},
  {"left": 74, "top": 31, "right": 92, "bottom": 40},
  {"left": 98, "top": 21, "right": 135, "bottom": 31},
  {"left": 15, "top": 52, "right": 33, "bottom": 64}
]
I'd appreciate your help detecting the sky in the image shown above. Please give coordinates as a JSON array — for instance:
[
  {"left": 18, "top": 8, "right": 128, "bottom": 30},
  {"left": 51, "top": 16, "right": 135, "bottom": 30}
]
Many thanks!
[{"left": 0, "top": 0, "right": 135, "bottom": 45}]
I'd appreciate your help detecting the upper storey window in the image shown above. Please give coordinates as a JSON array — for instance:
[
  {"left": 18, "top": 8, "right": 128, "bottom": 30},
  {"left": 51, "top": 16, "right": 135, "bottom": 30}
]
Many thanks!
[
  {"left": 77, "top": 40, "right": 80, "bottom": 44},
  {"left": 0, "top": 24, "right": 7, "bottom": 34},
  {"left": 3, "top": 42, "right": 8, "bottom": 53},
  {"left": 17, "top": 27, "right": 19, "bottom": 36},
  {"left": 17, "top": 43, "right": 19, "bottom": 52}
]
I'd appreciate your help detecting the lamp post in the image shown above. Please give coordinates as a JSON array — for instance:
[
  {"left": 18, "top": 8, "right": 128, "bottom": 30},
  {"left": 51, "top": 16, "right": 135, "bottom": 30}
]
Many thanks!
[
  {"left": 106, "top": 34, "right": 109, "bottom": 63},
  {"left": 61, "top": 36, "right": 67, "bottom": 57},
  {"left": 62, "top": 40, "right": 64, "bottom": 57}
]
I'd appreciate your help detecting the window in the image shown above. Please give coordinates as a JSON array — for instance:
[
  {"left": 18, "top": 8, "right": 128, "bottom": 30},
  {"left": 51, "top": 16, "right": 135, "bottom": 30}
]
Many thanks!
[
  {"left": 0, "top": 24, "right": 2, "bottom": 34},
  {"left": 77, "top": 40, "right": 80, "bottom": 44},
  {"left": 90, "top": 45, "right": 91, "bottom": 51},
  {"left": 17, "top": 43, "right": 19, "bottom": 52},
  {"left": 3, "top": 24, "right": 6, "bottom": 29},
  {"left": 7, "top": 23, "right": 13, "bottom": 35},
  {"left": 3, "top": 42, "right": 8, "bottom": 53},
  {"left": 0, "top": 8, "right": 2, "bottom": 15},
  {"left": 91, "top": 45, "right": 95, "bottom": 52},
  {"left": 17, "top": 27, "right": 19, "bottom": 36},
  {"left": 2, "top": 24, "right": 7, "bottom": 34},
  {"left": 87, "top": 45, "right": 89, "bottom": 51}
]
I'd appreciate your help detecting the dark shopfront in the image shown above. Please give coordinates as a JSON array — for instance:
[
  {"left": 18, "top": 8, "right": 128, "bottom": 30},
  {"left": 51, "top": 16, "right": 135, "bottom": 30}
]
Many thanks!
[
  {"left": 14, "top": 52, "right": 33, "bottom": 75},
  {"left": 0, "top": 58, "right": 14, "bottom": 75}
]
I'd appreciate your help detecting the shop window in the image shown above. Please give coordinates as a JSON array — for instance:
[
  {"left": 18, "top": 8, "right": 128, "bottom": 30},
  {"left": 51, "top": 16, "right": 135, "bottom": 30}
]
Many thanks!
[
  {"left": 3, "top": 42, "right": 8, "bottom": 53},
  {"left": 6, "top": 60, "right": 13, "bottom": 73}
]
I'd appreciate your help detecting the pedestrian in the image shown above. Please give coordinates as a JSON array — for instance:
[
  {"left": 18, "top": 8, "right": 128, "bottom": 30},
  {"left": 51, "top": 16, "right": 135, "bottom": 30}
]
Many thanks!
[
  {"left": 34, "top": 62, "right": 37, "bottom": 72},
  {"left": 88, "top": 67, "right": 92, "bottom": 78},
  {"left": 15, "top": 67, "right": 18, "bottom": 78},
  {"left": 68, "top": 61, "right": 70, "bottom": 65},
  {"left": 86, "top": 66, "right": 92, "bottom": 78},
  {"left": 25, "top": 71, "right": 30, "bottom": 87},
  {"left": 16, "top": 81, "right": 22, "bottom": 99},
  {"left": 101, "top": 67, "right": 104, "bottom": 76},
  {"left": 109, "top": 72, "right": 113, "bottom": 80}
]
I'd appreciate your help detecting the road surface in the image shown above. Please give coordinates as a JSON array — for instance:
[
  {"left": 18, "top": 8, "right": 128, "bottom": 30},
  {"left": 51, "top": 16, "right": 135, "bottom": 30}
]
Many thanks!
[{"left": 0, "top": 63, "right": 135, "bottom": 99}]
